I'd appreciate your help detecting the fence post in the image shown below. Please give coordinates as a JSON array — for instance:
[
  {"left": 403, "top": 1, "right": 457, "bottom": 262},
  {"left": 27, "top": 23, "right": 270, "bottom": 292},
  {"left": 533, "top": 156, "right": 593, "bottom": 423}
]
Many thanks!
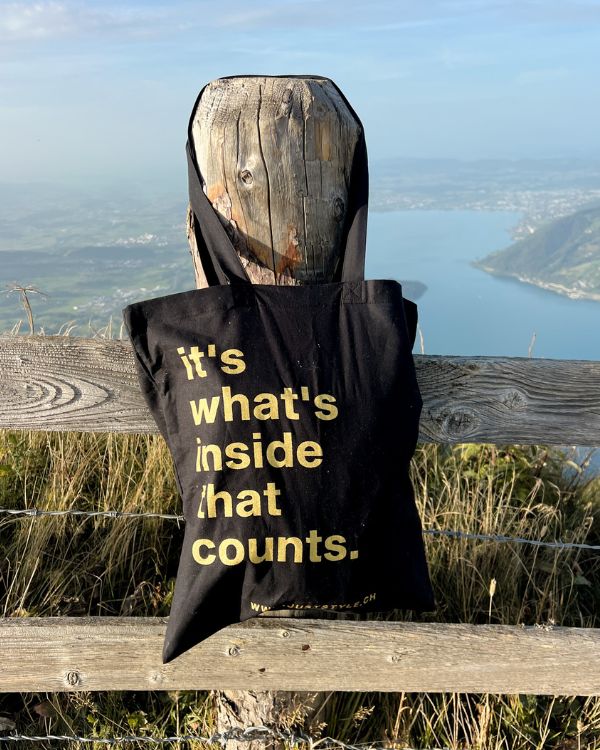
[{"left": 187, "top": 75, "right": 361, "bottom": 747}]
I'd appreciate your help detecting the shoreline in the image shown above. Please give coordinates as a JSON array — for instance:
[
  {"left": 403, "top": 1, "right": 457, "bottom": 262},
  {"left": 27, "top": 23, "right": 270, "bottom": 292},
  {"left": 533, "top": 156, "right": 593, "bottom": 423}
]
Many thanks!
[{"left": 473, "top": 263, "right": 600, "bottom": 303}]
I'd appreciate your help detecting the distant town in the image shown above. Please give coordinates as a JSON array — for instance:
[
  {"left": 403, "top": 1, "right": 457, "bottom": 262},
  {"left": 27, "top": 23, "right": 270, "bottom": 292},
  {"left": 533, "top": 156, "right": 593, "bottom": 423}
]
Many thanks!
[
  {"left": 3, "top": 156, "right": 600, "bottom": 332},
  {"left": 371, "top": 186, "right": 600, "bottom": 240},
  {"left": 369, "top": 156, "right": 600, "bottom": 239}
]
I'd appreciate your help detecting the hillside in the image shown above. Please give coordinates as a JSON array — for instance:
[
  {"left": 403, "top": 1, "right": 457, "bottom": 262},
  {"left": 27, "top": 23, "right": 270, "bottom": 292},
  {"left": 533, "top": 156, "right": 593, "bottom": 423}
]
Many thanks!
[{"left": 473, "top": 203, "right": 600, "bottom": 301}]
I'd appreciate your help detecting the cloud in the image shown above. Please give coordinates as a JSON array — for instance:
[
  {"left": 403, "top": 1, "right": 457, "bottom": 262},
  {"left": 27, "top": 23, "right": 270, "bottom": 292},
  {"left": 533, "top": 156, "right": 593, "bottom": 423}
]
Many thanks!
[
  {"left": 212, "top": 0, "right": 355, "bottom": 30},
  {"left": 0, "top": 1, "right": 170, "bottom": 42},
  {"left": 439, "top": 0, "right": 600, "bottom": 22},
  {"left": 0, "top": 0, "right": 337, "bottom": 40},
  {"left": 516, "top": 67, "right": 569, "bottom": 85},
  {"left": 0, "top": 0, "right": 373, "bottom": 43},
  {"left": 209, "top": 0, "right": 600, "bottom": 33},
  {"left": 212, "top": 1, "right": 467, "bottom": 31},
  {"left": 363, "top": 18, "right": 452, "bottom": 32},
  {"left": 3, "top": 0, "right": 600, "bottom": 49},
  {"left": 508, "top": 0, "right": 600, "bottom": 25}
]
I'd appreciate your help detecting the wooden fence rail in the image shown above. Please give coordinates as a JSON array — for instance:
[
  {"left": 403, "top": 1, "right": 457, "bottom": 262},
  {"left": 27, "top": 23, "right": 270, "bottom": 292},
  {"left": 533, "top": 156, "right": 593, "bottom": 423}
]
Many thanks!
[
  {"left": 0, "top": 334, "right": 598, "bottom": 695},
  {"left": 1, "top": 335, "right": 600, "bottom": 444},
  {"left": 1, "top": 618, "right": 599, "bottom": 695}
]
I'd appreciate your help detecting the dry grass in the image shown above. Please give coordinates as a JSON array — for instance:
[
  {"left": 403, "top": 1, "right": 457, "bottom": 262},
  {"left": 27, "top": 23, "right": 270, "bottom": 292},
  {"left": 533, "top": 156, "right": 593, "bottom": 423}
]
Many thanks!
[
  {"left": 0, "top": 430, "right": 182, "bottom": 619},
  {"left": 0, "top": 323, "right": 598, "bottom": 748},
  {"left": 413, "top": 442, "right": 599, "bottom": 629},
  {"left": 312, "top": 443, "right": 600, "bottom": 750}
]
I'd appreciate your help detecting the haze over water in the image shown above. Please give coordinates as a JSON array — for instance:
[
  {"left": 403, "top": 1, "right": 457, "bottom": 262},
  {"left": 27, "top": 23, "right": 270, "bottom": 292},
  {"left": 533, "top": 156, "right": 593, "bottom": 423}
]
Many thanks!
[{"left": 367, "top": 209, "right": 600, "bottom": 361}]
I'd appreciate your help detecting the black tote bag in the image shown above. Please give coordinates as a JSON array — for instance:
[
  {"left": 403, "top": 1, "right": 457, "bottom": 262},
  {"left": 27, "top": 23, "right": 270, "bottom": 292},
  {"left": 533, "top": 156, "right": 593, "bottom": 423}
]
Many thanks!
[{"left": 122, "top": 75, "right": 435, "bottom": 664}]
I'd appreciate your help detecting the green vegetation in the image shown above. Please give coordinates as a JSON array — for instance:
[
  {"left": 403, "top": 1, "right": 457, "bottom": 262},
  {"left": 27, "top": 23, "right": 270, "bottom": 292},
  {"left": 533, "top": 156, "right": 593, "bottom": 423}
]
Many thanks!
[
  {"left": 1, "top": 244, "right": 192, "bottom": 335},
  {"left": 0, "top": 376, "right": 598, "bottom": 747},
  {"left": 474, "top": 203, "right": 600, "bottom": 301}
]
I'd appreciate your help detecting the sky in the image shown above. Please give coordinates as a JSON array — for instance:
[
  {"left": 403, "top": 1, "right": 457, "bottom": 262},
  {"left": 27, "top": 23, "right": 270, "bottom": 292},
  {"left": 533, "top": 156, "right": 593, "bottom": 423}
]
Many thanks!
[{"left": 2, "top": 0, "right": 600, "bottom": 191}]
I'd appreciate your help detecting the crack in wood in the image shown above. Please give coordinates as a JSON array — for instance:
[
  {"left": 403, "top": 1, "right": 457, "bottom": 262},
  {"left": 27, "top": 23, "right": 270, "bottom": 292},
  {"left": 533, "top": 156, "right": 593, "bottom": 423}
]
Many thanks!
[{"left": 255, "top": 82, "right": 276, "bottom": 283}]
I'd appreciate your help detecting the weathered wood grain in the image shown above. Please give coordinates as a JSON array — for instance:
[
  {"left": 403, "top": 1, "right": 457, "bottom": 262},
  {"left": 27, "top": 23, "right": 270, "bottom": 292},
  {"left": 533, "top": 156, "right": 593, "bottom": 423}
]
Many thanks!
[
  {"left": 0, "top": 335, "right": 142, "bottom": 432},
  {"left": 0, "top": 617, "right": 597, "bottom": 695},
  {"left": 189, "top": 76, "right": 358, "bottom": 285},
  {"left": 1, "top": 335, "right": 599, "bottom": 445},
  {"left": 418, "top": 354, "right": 600, "bottom": 444}
]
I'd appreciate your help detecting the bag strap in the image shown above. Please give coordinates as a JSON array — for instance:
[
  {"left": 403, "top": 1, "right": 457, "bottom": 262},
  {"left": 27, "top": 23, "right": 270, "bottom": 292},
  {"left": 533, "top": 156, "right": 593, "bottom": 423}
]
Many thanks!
[
  {"left": 186, "top": 75, "right": 368, "bottom": 286},
  {"left": 186, "top": 140, "right": 250, "bottom": 285},
  {"left": 338, "top": 126, "right": 368, "bottom": 283}
]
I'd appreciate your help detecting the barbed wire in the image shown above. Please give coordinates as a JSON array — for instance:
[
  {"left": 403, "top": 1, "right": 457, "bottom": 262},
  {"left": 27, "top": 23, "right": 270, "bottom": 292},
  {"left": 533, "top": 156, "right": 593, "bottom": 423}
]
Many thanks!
[
  {"left": 0, "top": 725, "right": 449, "bottom": 749},
  {"left": 0, "top": 505, "right": 598, "bottom": 551},
  {"left": 0, "top": 507, "right": 184, "bottom": 521},
  {"left": 421, "top": 527, "right": 600, "bottom": 551},
  {"left": 0, "top": 725, "right": 304, "bottom": 746}
]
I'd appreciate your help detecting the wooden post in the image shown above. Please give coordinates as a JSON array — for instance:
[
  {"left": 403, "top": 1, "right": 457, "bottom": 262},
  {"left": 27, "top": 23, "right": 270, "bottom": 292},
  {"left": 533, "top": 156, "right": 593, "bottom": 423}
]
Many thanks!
[
  {"left": 187, "top": 75, "right": 362, "bottom": 746},
  {"left": 187, "top": 75, "right": 359, "bottom": 286}
]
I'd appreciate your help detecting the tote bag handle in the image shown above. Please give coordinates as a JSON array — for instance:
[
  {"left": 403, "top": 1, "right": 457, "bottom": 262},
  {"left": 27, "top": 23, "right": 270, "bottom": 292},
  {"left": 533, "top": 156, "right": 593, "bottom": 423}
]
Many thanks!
[{"left": 185, "top": 75, "right": 369, "bottom": 286}]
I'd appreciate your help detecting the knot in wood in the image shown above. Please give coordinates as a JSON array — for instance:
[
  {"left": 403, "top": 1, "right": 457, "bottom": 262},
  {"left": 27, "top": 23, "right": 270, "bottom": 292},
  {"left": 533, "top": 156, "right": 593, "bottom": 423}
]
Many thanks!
[
  {"left": 277, "top": 87, "right": 294, "bottom": 118},
  {"left": 65, "top": 670, "right": 82, "bottom": 686},
  {"left": 501, "top": 388, "right": 528, "bottom": 412},
  {"left": 333, "top": 196, "right": 345, "bottom": 221},
  {"left": 240, "top": 169, "right": 253, "bottom": 185},
  {"left": 443, "top": 408, "right": 478, "bottom": 439},
  {"left": 228, "top": 645, "right": 241, "bottom": 657},
  {"left": 388, "top": 649, "right": 408, "bottom": 663}
]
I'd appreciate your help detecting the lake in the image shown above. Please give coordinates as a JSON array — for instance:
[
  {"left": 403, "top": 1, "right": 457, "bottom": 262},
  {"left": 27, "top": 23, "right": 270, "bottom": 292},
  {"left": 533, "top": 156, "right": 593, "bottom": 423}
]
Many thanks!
[
  {"left": 366, "top": 209, "right": 599, "bottom": 475},
  {"left": 367, "top": 210, "right": 600, "bottom": 360}
]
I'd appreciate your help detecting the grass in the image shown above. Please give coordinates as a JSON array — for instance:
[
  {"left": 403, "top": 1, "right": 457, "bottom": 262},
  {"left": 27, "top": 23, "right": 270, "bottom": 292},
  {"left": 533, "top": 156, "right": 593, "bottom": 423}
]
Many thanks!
[
  {"left": 0, "top": 430, "right": 182, "bottom": 619},
  {"left": 0, "top": 324, "right": 598, "bottom": 749}
]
